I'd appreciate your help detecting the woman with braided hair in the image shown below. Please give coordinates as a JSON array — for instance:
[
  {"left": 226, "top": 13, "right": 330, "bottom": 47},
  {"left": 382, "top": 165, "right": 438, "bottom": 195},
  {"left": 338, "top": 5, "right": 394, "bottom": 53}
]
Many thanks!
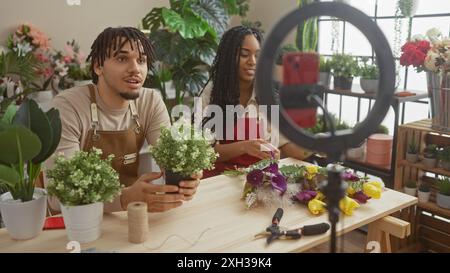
[{"left": 200, "top": 26, "right": 312, "bottom": 178}]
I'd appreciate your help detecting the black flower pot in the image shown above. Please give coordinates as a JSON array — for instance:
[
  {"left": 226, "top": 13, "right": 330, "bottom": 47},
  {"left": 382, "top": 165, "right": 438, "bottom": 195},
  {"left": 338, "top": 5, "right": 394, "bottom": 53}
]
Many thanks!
[
  {"left": 164, "top": 170, "right": 190, "bottom": 186},
  {"left": 333, "top": 76, "right": 353, "bottom": 91}
]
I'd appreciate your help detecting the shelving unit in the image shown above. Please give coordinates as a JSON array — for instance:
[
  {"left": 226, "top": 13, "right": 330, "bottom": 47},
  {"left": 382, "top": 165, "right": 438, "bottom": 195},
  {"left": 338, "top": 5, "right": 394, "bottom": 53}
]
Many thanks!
[
  {"left": 393, "top": 119, "right": 450, "bottom": 253},
  {"left": 323, "top": 87, "right": 429, "bottom": 188}
]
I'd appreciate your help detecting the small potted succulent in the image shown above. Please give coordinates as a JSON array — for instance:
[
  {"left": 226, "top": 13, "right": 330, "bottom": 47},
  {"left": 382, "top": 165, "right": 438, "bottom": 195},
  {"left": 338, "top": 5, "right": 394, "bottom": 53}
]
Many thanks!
[
  {"left": 150, "top": 118, "right": 218, "bottom": 186},
  {"left": 417, "top": 183, "right": 431, "bottom": 203},
  {"left": 46, "top": 148, "right": 123, "bottom": 243},
  {"left": 404, "top": 180, "right": 417, "bottom": 196},
  {"left": 357, "top": 57, "right": 379, "bottom": 93},
  {"left": 436, "top": 176, "right": 450, "bottom": 209},
  {"left": 329, "top": 53, "right": 358, "bottom": 91},
  {"left": 406, "top": 135, "right": 419, "bottom": 163},
  {"left": 437, "top": 146, "right": 450, "bottom": 171},
  {"left": 422, "top": 144, "right": 438, "bottom": 168}
]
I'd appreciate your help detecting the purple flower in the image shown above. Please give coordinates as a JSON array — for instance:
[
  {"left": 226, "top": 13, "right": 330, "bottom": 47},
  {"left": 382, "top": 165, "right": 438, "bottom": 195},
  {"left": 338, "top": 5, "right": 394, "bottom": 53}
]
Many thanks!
[
  {"left": 352, "top": 191, "right": 370, "bottom": 204},
  {"left": 271, "top": 173, "right": 287, "bottom": 194},
  {"left": 263, "top": 163, "right": 279, "bottom": 174},
  {"left": 296, "top": 190, "right": 318, "bottom": 203},
  {"left": 342, "top": 171, "right": 359, "bottom": 182},
  {"left": 247, "top": 169, "right": 264, "bottom": 187}
]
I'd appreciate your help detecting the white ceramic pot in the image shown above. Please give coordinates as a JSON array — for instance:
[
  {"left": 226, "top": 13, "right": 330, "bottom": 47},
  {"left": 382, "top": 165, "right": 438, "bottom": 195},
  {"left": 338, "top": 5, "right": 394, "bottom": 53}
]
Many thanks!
[
  {"left": 422, "top": 157, "right": 437, "bottom": 168},
  {"left": 0, "top": 188, "right": 47, "bottom": 240},
  {"left": 319, "top": 72, "right": 331, "bottom": 89},
  {"left": 346, "top": 141, "right": 366, "bottom": 159},
  {"left": 417, "top": 191, "right": 431, "bottom": 203},
  {"left": 404, "top": 186, "right": 417, "bottom": 196},
  {"left": 61, "top": 202, "right": 103, "bottom": 243},
  {"left": 360, "top": 78, "right": 379, "bottom": 93},
  {"left": 436, "top": 193, "right": 450, "bottom": 209},
  {"left": 406, "top": 153, "right": 419, "bottom": 163}
]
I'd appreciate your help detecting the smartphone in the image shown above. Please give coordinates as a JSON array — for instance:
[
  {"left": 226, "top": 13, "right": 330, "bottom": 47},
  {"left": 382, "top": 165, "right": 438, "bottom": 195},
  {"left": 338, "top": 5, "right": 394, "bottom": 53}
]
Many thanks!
[{"left": 282, "top": 52, "right": 319, "bottom": 128}]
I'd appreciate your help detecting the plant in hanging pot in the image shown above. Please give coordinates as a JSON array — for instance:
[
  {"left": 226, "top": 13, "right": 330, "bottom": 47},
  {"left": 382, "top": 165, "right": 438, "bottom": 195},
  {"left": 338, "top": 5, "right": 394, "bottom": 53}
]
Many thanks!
[
  {"left": 0, "top": 99, "right": 61, "bottom": 240},
  {"left": 417, "top": 183, "right": 430, "bottom": 203},
  {"left": 46, "top": 148, "right": 122, "bottom": 243},
  {"left": 150, "top": 118, "right": 218, "bottom": 186},
  {"left": 398, "top": 0, "right": 419, "bottom": 18},
  {"left": 422, "top": 144, "right": 438, "bottom": 168},
  {"left": 329, "top": 53, "right": 358, "bottom": 91},
  {"left": 405, "top": 135, "right": 419, "bottom": 163},
  {"left": 319, "top": 56, "right": 332, "bottom": 89},
  {"left": 436, "top": 176, "right": 450, "bottom": 209},
  {"left": 404, "top": 180, "right": 417, "bottom": 196},
  {"left": 357, "top": 57, "right": 379, "bottom": 93}
]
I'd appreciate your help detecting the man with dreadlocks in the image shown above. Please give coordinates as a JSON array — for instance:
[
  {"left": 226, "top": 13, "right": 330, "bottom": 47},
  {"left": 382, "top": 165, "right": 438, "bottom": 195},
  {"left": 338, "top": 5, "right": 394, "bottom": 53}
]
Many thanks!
[
  {"left": 200, "top": 26, "right": 312, "bottom": 177},
  {"left": 44, "top": 27, "right": 200, "bottom": 213}
]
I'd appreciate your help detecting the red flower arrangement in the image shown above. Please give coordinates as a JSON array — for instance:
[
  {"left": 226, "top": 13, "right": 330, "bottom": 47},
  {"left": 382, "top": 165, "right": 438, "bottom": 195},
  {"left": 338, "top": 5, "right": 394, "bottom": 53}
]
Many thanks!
[{"left": 399, "top": 40, "right": 431, "bottom": 72}]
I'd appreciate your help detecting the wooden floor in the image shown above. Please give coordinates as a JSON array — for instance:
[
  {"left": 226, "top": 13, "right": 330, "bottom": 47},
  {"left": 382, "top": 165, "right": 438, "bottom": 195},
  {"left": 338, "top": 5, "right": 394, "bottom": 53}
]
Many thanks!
[{"left": 305, "top": 229, "right": 367, "bottom": 253}]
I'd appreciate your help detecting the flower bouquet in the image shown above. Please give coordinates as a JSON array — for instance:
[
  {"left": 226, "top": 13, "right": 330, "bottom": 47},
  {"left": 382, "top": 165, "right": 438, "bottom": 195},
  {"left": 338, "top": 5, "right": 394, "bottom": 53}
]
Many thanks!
[{"left": 225, "top": 159, "right": 384, "bottom": 216}]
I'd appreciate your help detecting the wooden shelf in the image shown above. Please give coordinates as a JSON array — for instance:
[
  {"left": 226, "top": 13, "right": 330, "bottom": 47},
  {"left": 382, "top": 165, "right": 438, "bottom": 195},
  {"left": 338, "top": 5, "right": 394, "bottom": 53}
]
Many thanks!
[
  {"left": 398, "top": 160, "right": 450, "bottom": 177},
  {"left": 418, "top": 201, "right": 450, "bottom": 219}
]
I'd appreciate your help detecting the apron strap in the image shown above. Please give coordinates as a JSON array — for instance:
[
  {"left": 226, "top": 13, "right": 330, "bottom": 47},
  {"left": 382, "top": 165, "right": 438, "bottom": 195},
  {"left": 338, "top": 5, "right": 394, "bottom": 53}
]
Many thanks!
[{"left": 87, "top": 84, "right": 142, "bottom": 137}]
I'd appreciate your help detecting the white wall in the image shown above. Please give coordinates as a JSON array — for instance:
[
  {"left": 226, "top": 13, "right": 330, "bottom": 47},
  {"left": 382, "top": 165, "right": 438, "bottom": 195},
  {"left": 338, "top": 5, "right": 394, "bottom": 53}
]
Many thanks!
[{"left": 0, "top": 0, "right": 168, "bottom": 53}]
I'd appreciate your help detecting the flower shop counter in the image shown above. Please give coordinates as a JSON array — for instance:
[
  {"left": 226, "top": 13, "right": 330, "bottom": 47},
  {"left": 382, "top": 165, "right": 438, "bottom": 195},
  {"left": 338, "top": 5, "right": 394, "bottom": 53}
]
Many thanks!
[{"left": 0, "top": 158, "right": 417, "bottom": 253}]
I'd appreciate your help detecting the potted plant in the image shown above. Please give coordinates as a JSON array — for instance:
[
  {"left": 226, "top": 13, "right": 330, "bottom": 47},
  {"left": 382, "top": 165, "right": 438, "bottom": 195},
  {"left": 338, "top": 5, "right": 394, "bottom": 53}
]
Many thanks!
[
  {"left": 329, "top": 53, "right": 358, "bottom": 91},
  {"left": 46, "top": 148, "right": 122, "bottom": 243},
  {"left": 417, "top": 183, "right": 430, "bottom": 203},
  {"left": 406, "top": 135, "right": 419, "bottom": 163},
  {"left": 398, "top": 0, "right": 419, "bottom": 17},
  {"left": 55, "top": 40, "right": 91, "bottom": 88},
  {"left": 150, "top": 118, "right": 218, "bottom": 186},
  {"left": 357, "top": 57, "right": 379, "bottom": 93},
  {"left": 437, "top": 146, "right": 450, "bottom": 171},
  {"left": 0, "top": 99, "right": 61, "bottom": 240},
  {"left": 319, "top": 56, "right": 332, "bottom": 89},
  {"left": 422, "top": 144, "right": 438, "bottom": 168},
  {"left": 436, "top": 176, "right": 450, "bottom": 209},
  {"left": 404, "top": 180, "right": 417, "bottom": 196}
]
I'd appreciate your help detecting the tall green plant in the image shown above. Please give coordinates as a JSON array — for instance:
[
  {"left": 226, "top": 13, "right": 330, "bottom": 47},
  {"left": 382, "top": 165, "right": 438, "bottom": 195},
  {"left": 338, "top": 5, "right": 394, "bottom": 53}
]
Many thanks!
[
  {"left": 295, "top": 0, "right": 318, "bottom": 52},
  {"left": 0, "top": 99, "right": 61, "bottom": 202},
  {"left": 142, "top": 0, "right": 235, "bottom": 109}
]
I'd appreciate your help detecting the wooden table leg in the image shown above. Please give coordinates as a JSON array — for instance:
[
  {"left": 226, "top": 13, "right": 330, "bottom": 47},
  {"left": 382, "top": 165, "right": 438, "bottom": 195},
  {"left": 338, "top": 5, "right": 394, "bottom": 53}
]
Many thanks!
[{"left": 365, "top": 216, "right": 411, "bottom": 253}]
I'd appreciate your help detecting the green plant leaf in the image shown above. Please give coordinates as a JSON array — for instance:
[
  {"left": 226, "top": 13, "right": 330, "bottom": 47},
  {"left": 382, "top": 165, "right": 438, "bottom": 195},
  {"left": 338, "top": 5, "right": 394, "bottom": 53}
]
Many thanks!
[
  {"left": 0, "top": 164, "right": 19, "bottom": 188},
  {"left": 0, "top": 125, "right": 41, "bottom": 164},
  {"left": 162, "top": 8, "right": 209, "bottom": 39},
  {"left": 41, "top": 108, "right": 62, "bottom": 163},
  {"left": 1, "top": 102, "right": 17, "bottom": 124},
  {"left": 172, "top": 61, "right": 209, "bottom": 96},
  {"left": 13, "top": 99, "right": 52, "bottom": 164},
  {"left": 149, "top": 30, "right": 194, "bottom": 65},
  {"left": 142, "top": 8, "right": 164, "bottom": 32},
  {"left": 191, "top": 0, "right": 229, "bottom": 36}
]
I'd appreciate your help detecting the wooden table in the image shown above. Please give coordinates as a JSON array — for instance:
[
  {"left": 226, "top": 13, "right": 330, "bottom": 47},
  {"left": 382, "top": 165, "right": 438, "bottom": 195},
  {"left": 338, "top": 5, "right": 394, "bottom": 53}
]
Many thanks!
[{"left": 0, "top": 158, "right": 417, "bottom": 253}]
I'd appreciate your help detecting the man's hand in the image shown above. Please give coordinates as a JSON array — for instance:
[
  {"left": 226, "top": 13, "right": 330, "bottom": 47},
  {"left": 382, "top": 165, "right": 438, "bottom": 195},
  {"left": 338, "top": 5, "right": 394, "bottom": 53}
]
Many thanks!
[
  {"left": 178, "top": 171, "right": 202, "bottom": 201},
  {"left": 121, "top": 172, "right": 185, "bottom": 212}
]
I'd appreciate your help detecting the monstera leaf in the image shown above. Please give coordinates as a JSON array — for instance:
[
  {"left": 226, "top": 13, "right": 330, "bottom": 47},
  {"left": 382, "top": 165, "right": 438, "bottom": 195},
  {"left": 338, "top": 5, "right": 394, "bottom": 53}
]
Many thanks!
[
  {"left": 149, "top": 30, "right": 194, "bottom": 65},
  {"left": 172, "top": 60, "right": 209, "bottom": 96},
  {"left": 0, "top": 124, "right": 41, "bottom": 165},
  {"left": 191, "top": 0, "right": 229, "bottom": 36},
  {"left": 142, "top": 7, "right": 164, "bottom": 32},
  {"left": 162, "top": 8, "right": 210, "bottom": 39}
]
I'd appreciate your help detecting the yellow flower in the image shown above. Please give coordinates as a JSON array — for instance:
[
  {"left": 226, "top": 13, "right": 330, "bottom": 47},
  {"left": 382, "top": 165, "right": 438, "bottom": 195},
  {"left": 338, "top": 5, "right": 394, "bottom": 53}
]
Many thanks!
[
  {"left": 346, "top": 185, "right": 356, "bottom": 196},
  {"left": 305, "top": 165, "right": 318, "bottom": 180},
  {"left": 339, "top": 196, "right": 360, "bottom": 216},
  {"left": 315, "top": 191, "right": 326, "bottom": 201},
  {"left": 363, "top": 182, "right": 382, "bottom": 199},
  {"left": 308, "top": 199, "right": 326, "bottom": 215}
]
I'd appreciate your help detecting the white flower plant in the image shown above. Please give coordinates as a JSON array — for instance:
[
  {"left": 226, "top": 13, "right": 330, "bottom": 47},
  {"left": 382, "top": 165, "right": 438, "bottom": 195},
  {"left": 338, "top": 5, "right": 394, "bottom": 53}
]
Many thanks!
[
  {"left": 150, "top": 118, "right": 218, "bottom": 178},
  {"left": 46, "top": 148, "right": 122, "bottom": 206}
]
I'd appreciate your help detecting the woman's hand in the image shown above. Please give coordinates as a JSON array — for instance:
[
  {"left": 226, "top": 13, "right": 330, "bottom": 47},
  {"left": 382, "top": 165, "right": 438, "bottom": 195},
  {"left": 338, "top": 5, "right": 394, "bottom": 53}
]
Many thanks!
[{"left": 241, "top": 139, "right": 279, "bottom": 160}]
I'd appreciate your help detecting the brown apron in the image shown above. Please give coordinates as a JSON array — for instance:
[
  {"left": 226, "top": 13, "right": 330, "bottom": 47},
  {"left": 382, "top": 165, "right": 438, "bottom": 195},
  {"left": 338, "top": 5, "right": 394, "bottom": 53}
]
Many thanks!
[{"left": 82, "top": 84, "right": 145, "bottom": 187}]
